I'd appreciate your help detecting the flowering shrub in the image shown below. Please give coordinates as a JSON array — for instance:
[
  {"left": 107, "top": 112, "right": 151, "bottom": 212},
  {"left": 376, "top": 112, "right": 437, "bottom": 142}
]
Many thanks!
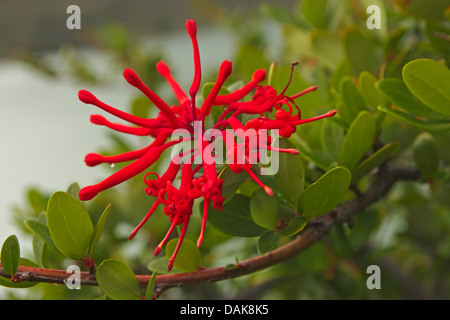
[
  {"left": 1, "top": 0, "right": 449, "bottom": 300},
  {"left": 77, "top": 19, "right": 337, "bottom": 271}
]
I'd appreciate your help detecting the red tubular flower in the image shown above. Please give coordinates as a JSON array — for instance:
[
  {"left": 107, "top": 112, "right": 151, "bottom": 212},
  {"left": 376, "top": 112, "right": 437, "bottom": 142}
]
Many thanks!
[{"left": 77, "top": 19, "right": 337, "bottom": 271}]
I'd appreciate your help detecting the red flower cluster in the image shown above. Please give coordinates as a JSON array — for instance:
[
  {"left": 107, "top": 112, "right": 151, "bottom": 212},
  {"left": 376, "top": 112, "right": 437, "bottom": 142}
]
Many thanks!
[{"left": 77, "top": 19, "right": 337, "bottom": 271}]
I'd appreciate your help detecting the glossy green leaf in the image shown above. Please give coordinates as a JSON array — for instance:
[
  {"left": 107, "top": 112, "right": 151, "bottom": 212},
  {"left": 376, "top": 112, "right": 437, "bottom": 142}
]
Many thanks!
[
  {"left": 219, "top": 166, "right": 248, "bottom": 202},
  {"left": 339, "top": 77, "right": 368, "bottom": 125},
  {"left": 96, "top": 259, "right": 140, "bottom": 300},
  {"left": 280, "top": 216, "right": 308, "bottom": 237},
  {"left": 89, "top": 204, "right": 111, "bottom": 256},
  {"left": 274, "top": 138, "right": 304, "bottom": 205},
  {"left": 352, "top": 142, "right": 400, "bottom": 183},
  {"left": 1, "top": 235, "right": 20, "bottom": 276},
  {"left": 413, "top": 132, "right": 440, "bottom": 178},
  {"left": 47, "top": 191, "right": 94, "bottom": 259},
  {"left": 25, "top": 219, "right": 59, "bottom": 253},
  {"left": 147, "top": 257, "right": 180, "bottom": 275},
  {"left": 322, "top": 120, "right": 344, "bottom": 162},
  {"left": 165, "top": 238, "right": 201, "bottom": 273},
  {"left": 66, "top": 182, "right": 82, "bottom": 202},
  {"left": 359, "top": 71, "right": 386, "bottom": 110},
  {"left": 0, "top": 258, "right": 39, "bottom": 288},
  {"left": 378, "top": 78, "right": 443, "bottom": 118},
  {"left": 297, "top": 166, "right": 351, "bottom": 219},
  {"left": 378, "top": 105, "right": 450, "bottom": 132},
  {"left": 339, "top": 111, "right": 376, "bottom": 171},
  {"left": 145, "top": 271, "right": 158, "bottom": 300},
  {"left": 402, "top": 59, "right": 450, "bottom": 116},
  {"left": 250, "top": 187, "right": 279, "bottom": 230},
  {"left": 257, "top": 231, "right": 281, "bottom": 254},
  {"left": 207, "top": 195, "right": 266, "bottom": 237}
]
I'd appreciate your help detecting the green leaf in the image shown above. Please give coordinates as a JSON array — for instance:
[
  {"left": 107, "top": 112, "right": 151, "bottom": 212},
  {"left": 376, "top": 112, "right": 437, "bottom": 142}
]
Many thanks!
[
  {"left": 47, "top": 191, "right": 94, "bottom": 259},
  {"left": 66, "top": 182, "right": 82, "bottom": 202},
  {"left": 145, "top": 271, "right": 157, "bottom": 300},
  {"left": 339, "top": 76, "right": 368, "bottom": 125},
  {"left": 147, "top": 257, "right": 180, "bottom": 275},
  {"left": 219, "top": 166, "right": 249, "bottom": 202},
  {"left": 377, "top": 78, "right": 444, "bottom": 118},
  {"left": 207, "top": 195, "right": 266, "bottom": 237},
  {"left": 352, "top": 142, "right": 400, "bottom": 183},
  {"left": 344, "top": 27, "right": 380, "bottom": 76},
  {"left": 280, "top": 216, "right": 308, "bottom": 237},
  {"left": 1, "top": 235, "right": 20, "bottom": 275},
  {"left": 413, "top": 132, "right": 440, "bottom": 178},
  {"left": 274, "top": 138, "right": 304, "bottom": 205},
  {"left": 257, "top": 231, "right": 281, "bottom": 254},
  {"left": 97, "top": 259, "right": 140, "bottom": 300},
  {"left": 358, "top": 71, "right": 386, "bottom": 110},
  {"left": 297, "top": 166, "right": 351, "bottom": 219},
  {"left": 250, "top": 187, "right": 279, "bottom": 230},
  {"left": 322, "top": 120, "right": 344, "bottom": 162},
  {"left": 89, "top": 204, "right": 111, "bottom": 256},
  {"left": 378, "top": 105, "right": 450, "bottom": 132},
  {"left": 339, "top": 111, "right": 376, "bottom": 171},
  {"left": 402, "top": 59, "right": 450, "bottom": 116},
  {"left": 165, "top": 238, "right": 201, "bottom": 273},
  {"left": 25, "top": 219, "right": 59, "bottom": 253}
]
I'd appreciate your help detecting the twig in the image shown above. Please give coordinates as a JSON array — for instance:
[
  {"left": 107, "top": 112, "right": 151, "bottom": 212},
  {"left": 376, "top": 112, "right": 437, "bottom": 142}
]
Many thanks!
[{"left": 0, "top": 162, "right": 420, "bottom": 292}]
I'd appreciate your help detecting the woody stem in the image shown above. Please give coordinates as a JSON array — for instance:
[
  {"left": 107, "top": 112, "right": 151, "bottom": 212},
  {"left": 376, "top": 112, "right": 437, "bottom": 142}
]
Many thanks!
[{"left": 0, "top": 163, "right": 419, "bottom": 292}]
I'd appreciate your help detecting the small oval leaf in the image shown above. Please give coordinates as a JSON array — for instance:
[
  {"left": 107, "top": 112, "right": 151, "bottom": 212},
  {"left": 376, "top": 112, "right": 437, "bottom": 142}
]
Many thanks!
[
  {"left": 339, "top": 111, "right": 376, "bottom": 171},
  {"left": 297, "top": 166, "right": 351, "bottom": 219},
  {"left": 25, "top": 219, "right": 59, "bottom": 253},
  {"left": 1, "top": 235, "right": 20, "bottom": 275},
  {"left": 165, "top": 238, "right": 201, "bottom": 273},
  {"left": 274, "top": 138, "right": 304, "bottom": 205},
  {"left": 207, "top": 195, "right": 266, "bottom": 237},
  {"left": 413, "top": 132, "right": 440, "bottom": 178},
  {"left": 250, "top": 187, "right": 279, "bottom": 230},
  {"left": 47, "top": 191, "right": 94, "bottom": 259},
  {"left": 96, "top": 259, "right": 140, "bottom": 300},
  {"left": 352, "top": 142, "right": 400, "bottom": 183},
  {"left": 145, "top": 271, "right": 158, "bottom": 300},
  {"left": 89, "top": 204, "right": 111, "bottom": 256},
  {"left": 403, "top": 59, "right": 450, "bottom": 116},
  {"left": 257, "top": 230, "right": 281, "bottom": 254}
]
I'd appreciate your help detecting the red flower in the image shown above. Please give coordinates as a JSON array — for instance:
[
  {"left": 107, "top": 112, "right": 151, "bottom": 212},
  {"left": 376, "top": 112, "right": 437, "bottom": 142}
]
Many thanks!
[{"left": 77, "top": 19, "right": 337, "bottom": 270}]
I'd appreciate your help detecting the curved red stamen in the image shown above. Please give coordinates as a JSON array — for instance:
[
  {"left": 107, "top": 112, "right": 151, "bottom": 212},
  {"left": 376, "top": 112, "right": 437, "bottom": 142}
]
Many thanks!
[
  {"left": 79, "top": 90, "right": 166, "bottom": 129},
  {"left": 212, "top": 69, "right": 266, "bottom": 105},
  {"left": 200, "top": 60, "right": 233, "bottom": 118},
  {"left": 167, "top": 214, "right": 191, "bottom": 271},
  {"left": 123, "top": 68, "right": 178, "bottom": 128},
  {"left": 90, "top": 115, "right": 157, "bottom": 136},
  {"left": 128, "top": 199, "right": 161, "bottom": 240},
  {"left": 79, "top": 139, "right": 181, "bottom": 201},
  {"left": 156, "top": 60, "right": 189, "bottom": 106}
]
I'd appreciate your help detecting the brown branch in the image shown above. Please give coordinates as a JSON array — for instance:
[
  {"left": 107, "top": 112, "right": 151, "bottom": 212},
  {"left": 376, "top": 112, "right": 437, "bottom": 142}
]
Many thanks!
[{"left": 0, "top": 162, "right": 419, "bottom": 292}]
